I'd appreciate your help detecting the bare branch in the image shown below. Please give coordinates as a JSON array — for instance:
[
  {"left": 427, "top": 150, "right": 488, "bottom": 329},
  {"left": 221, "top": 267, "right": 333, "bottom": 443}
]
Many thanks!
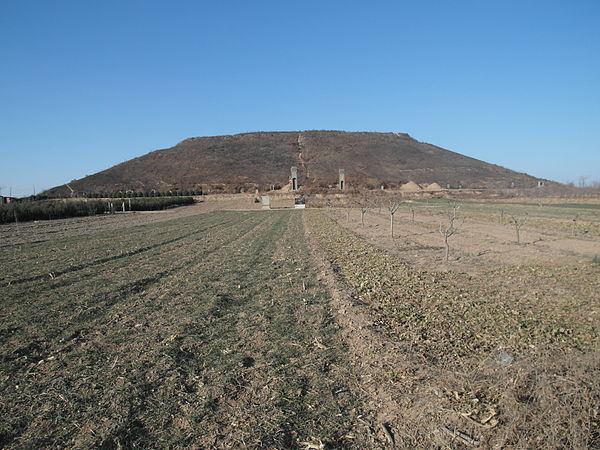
[
  {"left": 571, "top": 214, "right": 580, "bottom": 237},
  {"left": 353, "top": 198, "right": 371, "bottom": 227},
  {"left": 509, "top": 213, "right": 528, "bottom": 244},
  {"left": 388, "top": 199, "right": 402, "bottom": 215},
  {"left": 387, "top": 199, "right": 403, "bottom": 238},
  {"left": 439, "top": 211, "right": 462, "bottom": 260}
]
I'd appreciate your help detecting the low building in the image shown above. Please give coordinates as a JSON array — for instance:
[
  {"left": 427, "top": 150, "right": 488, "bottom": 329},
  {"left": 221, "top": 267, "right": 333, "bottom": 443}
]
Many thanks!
[
  {"left": 294, "top": 197, "right": 306, "bottom": 209},
  {"left": 1, "top": 196, "right": 16, "bottom": 204}
]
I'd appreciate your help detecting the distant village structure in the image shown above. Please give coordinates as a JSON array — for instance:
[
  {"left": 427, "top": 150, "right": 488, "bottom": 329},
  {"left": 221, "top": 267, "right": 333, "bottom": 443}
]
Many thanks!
[
  {"left": 0, "top": 196, "right": 15, "bottom": 204},
  {"left": 338, "top": 169, "right": 345, "bottom": 190}
]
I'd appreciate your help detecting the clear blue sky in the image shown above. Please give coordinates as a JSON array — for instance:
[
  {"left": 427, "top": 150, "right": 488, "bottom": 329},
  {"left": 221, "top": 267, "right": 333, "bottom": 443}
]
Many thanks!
[{"left": 1, "top": 0, "right": 599, "bottom": 197}]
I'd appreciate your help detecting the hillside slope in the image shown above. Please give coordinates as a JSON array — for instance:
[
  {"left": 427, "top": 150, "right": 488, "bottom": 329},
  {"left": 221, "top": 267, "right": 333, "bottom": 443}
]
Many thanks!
[{"left": 44, "top": 131, "right": 546, "bottom": 195}]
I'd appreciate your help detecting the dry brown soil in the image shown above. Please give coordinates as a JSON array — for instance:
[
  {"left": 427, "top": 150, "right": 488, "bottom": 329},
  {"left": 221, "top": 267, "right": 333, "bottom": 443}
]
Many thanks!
[
  {"left": 329, "top": 207, "right": 600, "bottom": 274},
  {"left": 306, "top": 209, "right": 599, "bottom": 448},
  {"left": 1, "top": 198, "right": 598, "bottom": 448},
  {"left": 0, "top": 199, "right": 262, "bottom": 247}
]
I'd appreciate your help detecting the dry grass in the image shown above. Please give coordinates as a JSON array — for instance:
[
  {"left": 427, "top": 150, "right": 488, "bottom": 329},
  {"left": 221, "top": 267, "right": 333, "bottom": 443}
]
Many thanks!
[
  {"left": 0, "top": 211, "right": 368, "bottom": 448},
  {"left": 306, "top": 210, "right": 599, "bottom": 448},
  {"left": 2, "top": 204, "right": 598, "bottom": 448}
]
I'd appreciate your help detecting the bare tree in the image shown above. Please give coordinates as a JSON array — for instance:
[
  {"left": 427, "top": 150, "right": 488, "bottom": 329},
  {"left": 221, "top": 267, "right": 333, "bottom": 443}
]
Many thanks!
[
  {"left": 354, "top": 199, "right": 370, "bottom": 227},
  {"left": 388, "top": 200, "right": 402, "bottom": 238},
  {"left": 370, "top": 198, "right": 382, "bottom": 215},
  {"left": 571, "top": 214, "right": 580, "bottom": 237},
  {"left": 410, "top": 208, "right": 415, "bottom": 223},
  {"left": 509, "top": 214, "right": 528, "bottom": 244},
  {"left": 499, "top": 208, "right": 505, "bottom": 224},
  {"left": 13, "top": 208, "right": 19, "bottom": 229},
  {"left": 439, "top": 213, "right": 461, "bottom": 261},
  {"left": 450, "top": 202, "right": 461, "bottom": 219}
]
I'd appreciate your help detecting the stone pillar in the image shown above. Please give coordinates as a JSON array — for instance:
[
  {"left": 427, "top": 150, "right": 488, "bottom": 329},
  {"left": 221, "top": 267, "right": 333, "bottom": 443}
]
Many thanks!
[
  {"left": 339, "top": 169, "right": 345, "bottom": 190},
  {"left": 261, "top": 195, "right": 271, "bottom": 209},
  {"left": 291, "top": 167, "right": 298, "bottom": 191}
]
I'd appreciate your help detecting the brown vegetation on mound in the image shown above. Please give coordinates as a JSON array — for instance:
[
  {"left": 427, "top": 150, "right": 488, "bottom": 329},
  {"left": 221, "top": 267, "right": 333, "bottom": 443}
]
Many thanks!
[{"left": 43, "top": 131, "right": 548, "bottom": 196}]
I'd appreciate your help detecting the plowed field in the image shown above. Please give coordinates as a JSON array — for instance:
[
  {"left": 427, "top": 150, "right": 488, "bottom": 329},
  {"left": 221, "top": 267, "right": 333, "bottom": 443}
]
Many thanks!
[
  {"left": 1, "top": 211, "right": 366, "bottom": 448},
  {"left": 1, "top": 205, "right": 598, "bottom": 449}
]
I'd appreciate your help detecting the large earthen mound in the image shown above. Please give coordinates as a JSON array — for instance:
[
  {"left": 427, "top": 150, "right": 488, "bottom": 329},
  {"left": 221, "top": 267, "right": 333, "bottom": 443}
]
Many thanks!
[{"left": 43, "top": 130, "right": 550, "bottom": 196}]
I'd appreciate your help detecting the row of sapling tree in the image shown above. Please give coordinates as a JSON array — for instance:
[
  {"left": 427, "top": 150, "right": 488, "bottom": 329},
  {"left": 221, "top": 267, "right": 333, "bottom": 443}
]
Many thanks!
[
  {"left": 383, "top": 200, "right": 463, "bottom": 260},
  {"left": 380, "top": 198, "right": 462, "bottom": 260},
  {"left": 338, "top": 195, "right": 585, "bottom": 262},
  {"left": 456, "top": 203, "right": 581, "bottom": 253},
  {"left": 336, "top": 196, "right": 465, "bottom": 261},
  {"left": 508, "top": 211, "right": 577, "bottom": 242},
  {"left": 333, "top": 196, "right": 403, "bottom": 238},
  {"left": 331, "top": 196, "right": 488, "bottom": 261}
]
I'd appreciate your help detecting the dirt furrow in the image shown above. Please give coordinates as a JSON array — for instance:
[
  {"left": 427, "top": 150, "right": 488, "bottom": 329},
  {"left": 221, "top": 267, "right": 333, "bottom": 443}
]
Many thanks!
[
  {"left": 0, "top": 210, "right": 368, "bottom": 449},
  {"left": 305, "top": 209, "right": 599, "bottom": 449}
]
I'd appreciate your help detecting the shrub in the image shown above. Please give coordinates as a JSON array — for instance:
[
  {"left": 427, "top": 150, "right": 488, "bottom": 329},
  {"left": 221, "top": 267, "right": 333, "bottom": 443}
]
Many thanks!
[
  {"left": 127, "top": 197, "right": 194, "bottom": 211},
  {"left": 0, "top": 197, "right": 195, "bottom": 224}
]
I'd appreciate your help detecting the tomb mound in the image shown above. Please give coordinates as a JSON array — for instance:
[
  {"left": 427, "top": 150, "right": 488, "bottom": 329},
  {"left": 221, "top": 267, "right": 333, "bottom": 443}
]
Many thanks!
[{"left": 42, "top": 130, "right": 551, "bottom": 196}]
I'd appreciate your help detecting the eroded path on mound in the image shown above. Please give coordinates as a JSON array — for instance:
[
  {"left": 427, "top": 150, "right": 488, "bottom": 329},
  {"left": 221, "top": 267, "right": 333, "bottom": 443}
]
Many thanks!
[{"left": 0, "top": 210, "right": 372, "bottom": 448}]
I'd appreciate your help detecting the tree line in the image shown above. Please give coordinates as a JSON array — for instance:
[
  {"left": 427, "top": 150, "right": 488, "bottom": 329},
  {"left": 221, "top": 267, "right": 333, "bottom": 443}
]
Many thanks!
[{"left": 0, "top": 197, "right": 195, "bottom": 224}]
